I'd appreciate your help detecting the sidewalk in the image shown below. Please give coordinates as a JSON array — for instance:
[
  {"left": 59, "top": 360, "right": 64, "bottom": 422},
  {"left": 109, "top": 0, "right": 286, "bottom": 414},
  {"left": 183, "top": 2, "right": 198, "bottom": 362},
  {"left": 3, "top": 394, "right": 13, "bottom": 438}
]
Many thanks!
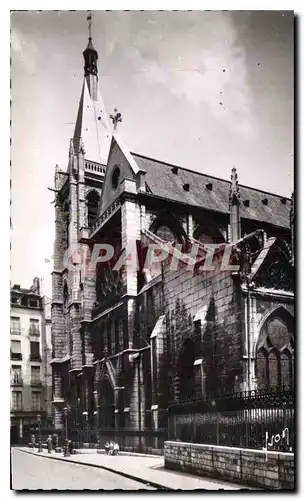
[{"left": 15, "top": 447, "right": 251, "bottom": 490}]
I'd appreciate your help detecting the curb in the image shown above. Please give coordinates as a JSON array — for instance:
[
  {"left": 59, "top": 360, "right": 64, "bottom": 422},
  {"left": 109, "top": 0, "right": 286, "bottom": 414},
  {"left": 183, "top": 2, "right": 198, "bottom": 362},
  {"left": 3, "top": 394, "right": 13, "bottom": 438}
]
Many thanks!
[{"left": 15, "top": 448, "right": 173, "bottom": 491}]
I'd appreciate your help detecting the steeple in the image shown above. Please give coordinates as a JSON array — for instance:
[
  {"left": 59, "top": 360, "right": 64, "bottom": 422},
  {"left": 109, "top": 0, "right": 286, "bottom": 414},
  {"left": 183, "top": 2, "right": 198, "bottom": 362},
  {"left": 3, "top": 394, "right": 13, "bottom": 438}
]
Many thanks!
[
  {"left": 83, "top": 12, "right": 98, "bottom": 100},
  {"left": 72, "top": 12, "right": 112, "bottom": 165},
  {"left": 229, "top": 167, "right": 241, "bottom": 242}
]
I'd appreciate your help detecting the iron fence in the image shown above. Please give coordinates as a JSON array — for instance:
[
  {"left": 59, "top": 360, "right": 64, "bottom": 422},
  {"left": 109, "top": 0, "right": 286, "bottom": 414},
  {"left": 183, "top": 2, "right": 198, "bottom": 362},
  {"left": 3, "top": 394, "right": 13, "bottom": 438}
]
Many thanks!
[{"left": 168, "top": 386, "right": 294, "bottom": 452}]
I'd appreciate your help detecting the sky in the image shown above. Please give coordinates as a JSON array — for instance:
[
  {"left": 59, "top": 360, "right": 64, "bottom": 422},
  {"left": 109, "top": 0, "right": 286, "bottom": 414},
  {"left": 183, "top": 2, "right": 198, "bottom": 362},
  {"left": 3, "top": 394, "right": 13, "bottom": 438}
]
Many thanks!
[{"left": 10, "top": 10, "right": 294, "bottom": 297}]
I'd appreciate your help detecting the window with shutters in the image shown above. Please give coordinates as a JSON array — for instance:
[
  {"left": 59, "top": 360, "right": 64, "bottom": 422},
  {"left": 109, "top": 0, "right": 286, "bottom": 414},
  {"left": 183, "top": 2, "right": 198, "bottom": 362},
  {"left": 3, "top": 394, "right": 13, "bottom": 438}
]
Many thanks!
[
  {"left": 31, "top": 366, "right": 41, "bottom": 385},
  {"left": 30, "top": 341, "right": 41, "bottom": 361},
  {"left": 31, "top": 391, "right": 41, "bottom": 411},
  {"left": 29, "top": 318, "right": 40, "bottom": 336},
  {"left": 11, "top": 340, "right": 22, "bottom": 360},
  {"left": 11, "top": 365, "right": 22, "bottom": 385},
  {"left": 11, "top": 391, "right": 22, "bottom": 411},
  {"left": 10, "top": 317, "right": 21, "bottom": 335}
]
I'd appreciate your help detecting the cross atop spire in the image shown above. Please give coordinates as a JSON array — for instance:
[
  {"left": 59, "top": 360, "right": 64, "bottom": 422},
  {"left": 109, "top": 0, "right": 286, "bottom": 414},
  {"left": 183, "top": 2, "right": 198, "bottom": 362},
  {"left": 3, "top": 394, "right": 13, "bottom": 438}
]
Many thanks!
[
  {"left": 83, "top": 11, "right": 98, "bottom": 79},
  {"left": 110, "top": 108, "right": 122, "bottom": 131},
  {"left": 87, "top": 11, "right": 92, "bottom": 40}
]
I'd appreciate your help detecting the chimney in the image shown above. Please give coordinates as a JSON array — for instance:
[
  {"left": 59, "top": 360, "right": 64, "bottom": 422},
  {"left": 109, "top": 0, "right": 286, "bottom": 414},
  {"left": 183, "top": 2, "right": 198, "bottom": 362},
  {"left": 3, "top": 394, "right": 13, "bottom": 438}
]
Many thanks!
[{"left": 31, "top": 277, "right": 41, "bottom": 296}]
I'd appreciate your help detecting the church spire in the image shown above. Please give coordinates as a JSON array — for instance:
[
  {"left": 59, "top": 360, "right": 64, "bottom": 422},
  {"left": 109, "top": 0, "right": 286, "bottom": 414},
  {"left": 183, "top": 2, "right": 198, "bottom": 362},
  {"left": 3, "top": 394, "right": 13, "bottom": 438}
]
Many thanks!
[{"left": 83, "top": 12, "right": 98, "bottom": 100}]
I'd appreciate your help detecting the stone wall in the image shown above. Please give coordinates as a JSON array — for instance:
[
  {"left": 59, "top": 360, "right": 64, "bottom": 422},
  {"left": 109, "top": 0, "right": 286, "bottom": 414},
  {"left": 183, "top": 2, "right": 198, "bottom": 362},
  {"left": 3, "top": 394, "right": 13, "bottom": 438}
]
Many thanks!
[
  {"left": 162, "top": 251, "right": 244, "bottom": 398},
  {"left": 164, "top": 441, "right": 294, "bottom": 489}
]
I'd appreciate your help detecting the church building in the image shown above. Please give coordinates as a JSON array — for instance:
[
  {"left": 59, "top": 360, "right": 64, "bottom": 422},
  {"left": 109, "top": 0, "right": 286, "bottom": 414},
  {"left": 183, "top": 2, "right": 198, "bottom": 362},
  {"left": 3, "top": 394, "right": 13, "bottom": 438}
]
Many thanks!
[{"left": 51, "top": 31, "right": 294, "bottom": 450}]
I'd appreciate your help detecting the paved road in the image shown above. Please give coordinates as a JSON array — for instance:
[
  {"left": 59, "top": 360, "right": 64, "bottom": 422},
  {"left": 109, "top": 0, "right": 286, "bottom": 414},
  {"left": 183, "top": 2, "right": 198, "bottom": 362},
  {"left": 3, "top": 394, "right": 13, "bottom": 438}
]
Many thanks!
[{"left": 11, "top": 449, "right": 155, "bottom": 490}]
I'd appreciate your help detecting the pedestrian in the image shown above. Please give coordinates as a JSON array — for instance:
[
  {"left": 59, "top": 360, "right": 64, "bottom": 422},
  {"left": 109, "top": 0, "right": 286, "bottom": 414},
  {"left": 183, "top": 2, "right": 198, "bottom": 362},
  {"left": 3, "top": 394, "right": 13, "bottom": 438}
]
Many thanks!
[
  {"left": 109, "top": 441, "right": 114, "bottom": 455},
  {"left": 30, "top": 434, "right": 35, "bottom": 449},
  {"left": 113, "top": 442, "right": 119, "bottom": 456},
  {"left": 47, "top": 435, "right": 52, "bottom": 454},
  {"left": 105, "top": 442, "right": 110, "bottom": 454}
]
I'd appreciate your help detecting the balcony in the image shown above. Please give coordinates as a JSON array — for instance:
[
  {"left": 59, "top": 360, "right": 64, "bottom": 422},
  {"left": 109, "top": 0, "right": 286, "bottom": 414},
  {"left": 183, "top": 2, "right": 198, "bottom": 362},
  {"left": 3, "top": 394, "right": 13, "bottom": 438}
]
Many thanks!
[
  {"left": 11, "top": 376, "right": 23, "bottom": 386},
  {"left": 10, "top": 405, "right": 23, "bottom": 412},
  {"left": 10, "top": 352, "right": 22, "bottom": 361},
  {"left": 31, "top": 379, "right": 42, "bottom": 387},
  {"left": 30, "top": 355, "right": 41, "bottom": 362},
  {"left": 10, "top": 328, "right": 21, "bottom": 335},
  {"left": 29, "top": 328, "right": 40, "bottom": 337}
]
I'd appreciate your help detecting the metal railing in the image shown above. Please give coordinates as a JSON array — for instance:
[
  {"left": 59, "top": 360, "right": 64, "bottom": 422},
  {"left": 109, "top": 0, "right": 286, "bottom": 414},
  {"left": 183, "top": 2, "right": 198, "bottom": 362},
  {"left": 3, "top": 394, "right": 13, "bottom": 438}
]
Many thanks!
[
  {"left": 29, "top": 328, "right": 40, "bottom": 336},
  {"left": 31, "top": 379, "right": 42, "bottom": 386},
  {"left": 10, "top": 352, "right": 22, "bottom": 361},
  {"left": 11, "top": 376, "right": 23, "bottom": 386},
  {"left": 10, "top": 328, "right": 21, "bottom": 335},
  {"left": 168, "top": 386, "right": 294, "bottom": 452}
]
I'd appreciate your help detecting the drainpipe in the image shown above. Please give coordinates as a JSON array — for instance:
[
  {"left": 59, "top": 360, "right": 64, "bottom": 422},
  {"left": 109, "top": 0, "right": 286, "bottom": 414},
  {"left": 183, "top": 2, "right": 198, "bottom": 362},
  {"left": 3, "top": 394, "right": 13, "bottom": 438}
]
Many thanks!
[
  {"left": 137, "top": 357, "right": 142, "bottom": 450},
  {"left": 246, "top": 281, "right": 253, "bottom": 392}
]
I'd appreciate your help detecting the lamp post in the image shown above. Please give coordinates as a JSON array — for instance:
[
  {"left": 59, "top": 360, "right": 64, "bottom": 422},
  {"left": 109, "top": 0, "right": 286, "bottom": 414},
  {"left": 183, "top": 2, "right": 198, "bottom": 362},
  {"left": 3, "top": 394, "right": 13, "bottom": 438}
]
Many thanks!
[
  {"left": 82, "top": 411, "right": 89, "bottom": 446},
  {"left": 37, "top": 413, "right": 42, "bottom": 452},
  {"left": 64, "top": 406, "right": 70, "bottom": 457},
  {"left": 211, "top": 400, "right": 219, "bottom": 445},
  {"left": 93, "top": 410, "right": 98, "bottom": 448}
]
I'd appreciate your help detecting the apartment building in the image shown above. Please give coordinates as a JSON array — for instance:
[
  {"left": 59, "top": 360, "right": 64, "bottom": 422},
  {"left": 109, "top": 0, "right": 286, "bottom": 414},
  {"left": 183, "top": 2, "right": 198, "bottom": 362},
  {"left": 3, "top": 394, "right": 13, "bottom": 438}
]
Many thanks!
[{"left": 10, "top": 277, "right": 52, "bottom": 444}]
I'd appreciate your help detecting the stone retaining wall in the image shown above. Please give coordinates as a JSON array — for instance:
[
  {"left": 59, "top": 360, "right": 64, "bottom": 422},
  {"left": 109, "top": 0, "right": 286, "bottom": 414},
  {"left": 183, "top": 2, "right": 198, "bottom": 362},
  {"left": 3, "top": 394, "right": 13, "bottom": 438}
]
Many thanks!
[{"left": 164, "top": 441, "right": 294, "bottom": 489}]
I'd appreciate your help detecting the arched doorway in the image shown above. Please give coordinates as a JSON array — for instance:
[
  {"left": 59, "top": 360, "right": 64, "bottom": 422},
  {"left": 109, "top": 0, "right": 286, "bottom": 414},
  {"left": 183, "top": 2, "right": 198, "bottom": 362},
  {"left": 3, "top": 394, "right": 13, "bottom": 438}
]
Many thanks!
[
  {"left": 178, "top": 338, "right": 195, "bottom": 400},
  {"left": 99, "top": 377, "right": 115, "bottom": 429}
]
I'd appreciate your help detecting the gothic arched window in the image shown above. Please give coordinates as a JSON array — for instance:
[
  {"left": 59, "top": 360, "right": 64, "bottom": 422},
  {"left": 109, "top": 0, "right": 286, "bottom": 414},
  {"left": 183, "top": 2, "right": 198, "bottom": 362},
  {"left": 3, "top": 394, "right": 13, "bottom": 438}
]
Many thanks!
[
  {"left": 255, "top": 308, "right": 294, "bottom": 390},
  {"left": 86, "top": 191, "right": 100, "bottom": 228},
  {"left": 178, "top": 338, "right": 195, "bottom": 400}
]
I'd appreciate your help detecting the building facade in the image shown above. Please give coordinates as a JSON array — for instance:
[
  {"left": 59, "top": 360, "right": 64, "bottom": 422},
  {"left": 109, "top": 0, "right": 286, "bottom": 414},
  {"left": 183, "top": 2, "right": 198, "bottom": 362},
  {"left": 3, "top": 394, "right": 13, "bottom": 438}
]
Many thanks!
[
  {"left": 10, "top": 278, "right": 52, "bottom": 444},
  {"left": 51, "top": 34, "right": 294, "bottom": 449}
]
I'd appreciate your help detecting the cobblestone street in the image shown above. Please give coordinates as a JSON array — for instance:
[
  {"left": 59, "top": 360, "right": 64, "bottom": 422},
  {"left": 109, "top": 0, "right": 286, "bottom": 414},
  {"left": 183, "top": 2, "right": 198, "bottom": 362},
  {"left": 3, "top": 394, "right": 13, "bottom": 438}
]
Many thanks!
[{"left": 11, "top": 449, "right": 155, "bottom": 490}]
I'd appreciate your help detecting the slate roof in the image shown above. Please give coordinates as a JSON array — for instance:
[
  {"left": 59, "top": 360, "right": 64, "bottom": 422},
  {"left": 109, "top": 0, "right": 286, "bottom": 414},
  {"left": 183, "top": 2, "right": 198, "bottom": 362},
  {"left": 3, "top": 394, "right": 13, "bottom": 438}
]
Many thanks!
[
  {"left": 132, "top": 153, "right": 291, "bottom": 229},
  {"left": 73, "top": 78, "right": 112, "bottom": 165}
]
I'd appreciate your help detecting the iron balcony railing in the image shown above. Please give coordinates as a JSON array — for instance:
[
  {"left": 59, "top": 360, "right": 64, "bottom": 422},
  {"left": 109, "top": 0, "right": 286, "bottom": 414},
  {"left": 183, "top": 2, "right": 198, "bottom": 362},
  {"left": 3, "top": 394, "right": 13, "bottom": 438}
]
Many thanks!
[
  {"left": 10, "top": 352, "right": 22, "bottom": 361},
  {"left": 11, "top": 376, "right": 23, "bottom": 386},
  {"left": 30, "top": 354, "right": 41, "bottom": 362},
  {"left": 29, "top": 328, "right": 40, "bottom": 336},
  {"left": 10, "top": 328, "right": 21, "bottom": 335},
  {"left": 10, "top": 404, "right": 23, "bottom": 412},
  {"left": 31, "top": 379, "right": 42, "bottom": 386}
]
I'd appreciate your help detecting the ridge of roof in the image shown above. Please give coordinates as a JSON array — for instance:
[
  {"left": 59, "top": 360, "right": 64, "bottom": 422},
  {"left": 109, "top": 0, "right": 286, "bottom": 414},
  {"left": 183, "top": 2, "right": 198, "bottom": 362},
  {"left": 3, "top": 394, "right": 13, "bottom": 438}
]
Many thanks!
[{"left": 131, "top": 151, "right": 292, "bottom": 201}]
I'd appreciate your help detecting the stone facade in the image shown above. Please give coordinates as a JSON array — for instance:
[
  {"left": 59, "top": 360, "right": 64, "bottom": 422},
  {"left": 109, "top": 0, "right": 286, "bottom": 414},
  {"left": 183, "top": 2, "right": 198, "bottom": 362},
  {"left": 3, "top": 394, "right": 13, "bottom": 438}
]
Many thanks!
[
  {"left": 51, "top": 36, "right": 294, "bottom": 455},
  {"left": 164, "top": 441, "right": 294, "bottom": 489},
  {"left": 10, "top": 279, "right": 52, "bottom": 444}
]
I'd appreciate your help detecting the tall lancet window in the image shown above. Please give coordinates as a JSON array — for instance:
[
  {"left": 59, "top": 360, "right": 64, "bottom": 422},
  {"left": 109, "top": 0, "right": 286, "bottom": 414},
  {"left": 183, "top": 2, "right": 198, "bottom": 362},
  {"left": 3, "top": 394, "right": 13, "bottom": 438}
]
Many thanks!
[
  {"left": 86, "top": 191, "right": 100, "bottom": 228},
  {"left": 255, "top": 307, "right": 294, "bottom": 390}
]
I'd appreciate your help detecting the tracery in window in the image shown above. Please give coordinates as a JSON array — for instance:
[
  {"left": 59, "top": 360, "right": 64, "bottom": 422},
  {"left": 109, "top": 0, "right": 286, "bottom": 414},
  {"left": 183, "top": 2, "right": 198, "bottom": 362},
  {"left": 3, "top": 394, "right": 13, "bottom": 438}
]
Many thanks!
[{"left": 256, "top": 308, "right": 294, "bottom": 390}]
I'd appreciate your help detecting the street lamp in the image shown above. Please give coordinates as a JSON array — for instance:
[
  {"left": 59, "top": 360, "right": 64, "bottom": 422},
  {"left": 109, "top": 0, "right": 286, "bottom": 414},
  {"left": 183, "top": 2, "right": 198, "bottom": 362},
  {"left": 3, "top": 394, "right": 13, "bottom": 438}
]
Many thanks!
[
  {"left": 93, "top": 410, "right": 98, "bottom": 448},
  {"left": 211, "top": 400, "right": 219, "bottom": 445},
  {"left": 82, "top": 411, "right": 89, "bottom": 445},
  {"left": 37, "top": 413, "right": 42, "bottom": 452},
  {"left": 64, "top": 406, "right": 70, "bottom": 457}
]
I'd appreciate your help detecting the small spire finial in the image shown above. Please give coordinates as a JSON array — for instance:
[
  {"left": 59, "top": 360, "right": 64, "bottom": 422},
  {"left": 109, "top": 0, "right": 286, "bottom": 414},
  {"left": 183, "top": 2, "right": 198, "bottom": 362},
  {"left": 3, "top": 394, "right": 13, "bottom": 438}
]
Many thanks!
[
  {"left": 229, "top": 167, "right": 240, "bottom": 206},
  {"left": 87, "top": 11, "right": 92, "bottom": 40},
  {"left": 110, "top": 108, "right": 122, "bottom": 131}
]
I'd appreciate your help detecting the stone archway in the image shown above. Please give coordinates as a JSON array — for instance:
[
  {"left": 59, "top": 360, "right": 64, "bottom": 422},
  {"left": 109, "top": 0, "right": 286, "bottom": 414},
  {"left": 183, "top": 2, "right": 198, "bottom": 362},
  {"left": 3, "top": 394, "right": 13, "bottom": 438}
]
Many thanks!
[
  {"left": 178, "top": 338, "right": 195, "bottom": 400},
  {"left": 99, "top": 377, "right": 115, "bottom": 429}
]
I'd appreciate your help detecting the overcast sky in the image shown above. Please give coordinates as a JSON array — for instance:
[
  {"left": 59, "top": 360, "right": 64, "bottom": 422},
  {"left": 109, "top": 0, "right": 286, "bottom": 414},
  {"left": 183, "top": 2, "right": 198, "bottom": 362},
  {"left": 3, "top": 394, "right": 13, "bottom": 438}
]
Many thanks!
[{"left": 10, "top": 10, "right": 294, "bottom": 296}]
